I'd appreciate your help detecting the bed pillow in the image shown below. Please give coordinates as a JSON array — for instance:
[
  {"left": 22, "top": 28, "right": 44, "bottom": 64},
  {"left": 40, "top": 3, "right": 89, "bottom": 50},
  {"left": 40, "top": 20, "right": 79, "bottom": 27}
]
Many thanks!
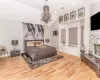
[
  {"left": 26, "top": 41, "right": 44, "bottom": 47},
  {"left": 36, "top": 41, "right": 44, "bottom": 47},
  {"left": 38, "top": 45, "right": 47, "bottom": 48},
  {"left": 27, "top": 41, "right": 35, "bottom": 47}
]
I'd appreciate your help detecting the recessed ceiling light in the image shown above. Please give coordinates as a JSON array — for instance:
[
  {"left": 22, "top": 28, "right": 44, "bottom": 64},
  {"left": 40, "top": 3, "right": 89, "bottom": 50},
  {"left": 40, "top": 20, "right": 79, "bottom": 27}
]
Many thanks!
[{"left": 72, "top": 2, "right": 75, "bottom": 5}]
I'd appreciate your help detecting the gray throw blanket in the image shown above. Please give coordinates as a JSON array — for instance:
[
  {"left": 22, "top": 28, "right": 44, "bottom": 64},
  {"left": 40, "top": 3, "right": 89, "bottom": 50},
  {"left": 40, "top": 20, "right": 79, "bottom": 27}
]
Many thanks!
[{"left": 26, "top": 46, "right": 57, "bottom": 62}]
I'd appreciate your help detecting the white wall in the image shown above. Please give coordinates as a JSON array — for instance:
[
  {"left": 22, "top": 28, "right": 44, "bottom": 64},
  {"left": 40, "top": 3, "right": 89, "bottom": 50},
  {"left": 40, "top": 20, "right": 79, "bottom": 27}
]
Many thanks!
[
  {"left": 59, "top": 20, "right": 82, "bottom": 56},
  {"left": 0, "top": 19, "right": 23, "bottom": 56},
  {"left": 90, "top": 1, "right": 100, "bottom": 16},
  {"left": 51, "top": 5, "right": 90, "bottom": 57},
  {"left": 44, "top": 25, "right": 52, "bottom": 46},
  {"left": 51, "top": 18, "right": 59, "bottom": 50}
]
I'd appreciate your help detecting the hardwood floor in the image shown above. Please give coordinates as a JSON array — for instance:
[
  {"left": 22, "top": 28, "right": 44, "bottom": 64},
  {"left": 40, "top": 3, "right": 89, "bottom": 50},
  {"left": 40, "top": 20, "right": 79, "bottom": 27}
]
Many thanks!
[{"left": 0, "top": 52, "right": 99, "bottom": 80}]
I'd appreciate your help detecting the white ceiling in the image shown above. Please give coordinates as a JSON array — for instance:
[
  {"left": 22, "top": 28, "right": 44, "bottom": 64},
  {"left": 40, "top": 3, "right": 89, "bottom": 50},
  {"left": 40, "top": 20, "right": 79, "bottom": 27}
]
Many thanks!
[
  {"left": 0, "top": 0, "right": 42, "bottom": 23},
  {"left": 14, "top": 0, "right": 100, "bottom": 15},
  {"left": 0, "top": 0, "right": 100, "bottom": 24}
]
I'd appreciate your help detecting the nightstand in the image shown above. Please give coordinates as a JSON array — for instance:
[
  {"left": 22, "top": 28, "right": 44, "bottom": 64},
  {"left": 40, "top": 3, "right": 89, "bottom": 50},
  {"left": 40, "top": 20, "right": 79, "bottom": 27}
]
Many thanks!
[{"left": 10, "top": 50, "right": 20, "bottom": 57}]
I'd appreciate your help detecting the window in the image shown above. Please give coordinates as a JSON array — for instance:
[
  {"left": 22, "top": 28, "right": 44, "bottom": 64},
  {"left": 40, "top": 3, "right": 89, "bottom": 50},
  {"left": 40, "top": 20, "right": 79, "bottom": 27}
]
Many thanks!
[
  {"left": 69, "top": 27, "right": 78, "bottom": 46},
  {"left": 61, "top": 29, "right": 66, "bottom": 43}
]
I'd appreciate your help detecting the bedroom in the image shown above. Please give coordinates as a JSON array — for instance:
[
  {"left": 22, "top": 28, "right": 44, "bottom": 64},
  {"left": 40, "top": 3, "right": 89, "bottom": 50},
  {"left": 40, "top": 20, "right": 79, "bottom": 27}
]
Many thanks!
[{"left": 0, "top": 0, "right": 100, "bottom": 80}]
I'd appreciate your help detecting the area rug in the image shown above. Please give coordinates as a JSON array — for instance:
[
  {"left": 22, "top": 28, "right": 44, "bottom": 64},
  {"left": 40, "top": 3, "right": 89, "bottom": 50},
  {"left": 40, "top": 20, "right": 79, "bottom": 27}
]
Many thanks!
[{"left": 21, "top": 53, "right": 63, "bottom": 69}]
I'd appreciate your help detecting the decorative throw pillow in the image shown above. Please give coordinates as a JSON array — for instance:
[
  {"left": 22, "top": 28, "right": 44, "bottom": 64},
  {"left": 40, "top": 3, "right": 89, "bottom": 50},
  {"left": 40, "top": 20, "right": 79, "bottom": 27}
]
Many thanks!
[{"left": 36, "top": 42, "right": 43, "bottom": 47}]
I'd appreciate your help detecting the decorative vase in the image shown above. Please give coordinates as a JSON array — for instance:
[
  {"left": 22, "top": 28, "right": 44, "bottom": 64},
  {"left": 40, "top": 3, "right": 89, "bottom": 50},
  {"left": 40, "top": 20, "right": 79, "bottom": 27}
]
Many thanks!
[{"left": 80, "top": 45, "right": 85, "bottom": 54}]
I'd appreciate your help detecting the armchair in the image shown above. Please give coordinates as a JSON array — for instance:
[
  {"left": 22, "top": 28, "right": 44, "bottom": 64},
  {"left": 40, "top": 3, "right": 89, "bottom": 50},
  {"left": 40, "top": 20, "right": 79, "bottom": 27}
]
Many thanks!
[{"left": 0, "top": 45, "right": 8, "bottom": 58}]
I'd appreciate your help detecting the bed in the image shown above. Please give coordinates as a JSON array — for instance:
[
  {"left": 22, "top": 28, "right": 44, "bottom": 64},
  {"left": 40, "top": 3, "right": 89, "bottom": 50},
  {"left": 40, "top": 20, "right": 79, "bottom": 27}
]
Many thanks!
[
  {"left": 22, "top": 40, "right": 63, "bottom": 69},
  {"left": 24, "top": 40, "right": 57, "bottom": 61}
]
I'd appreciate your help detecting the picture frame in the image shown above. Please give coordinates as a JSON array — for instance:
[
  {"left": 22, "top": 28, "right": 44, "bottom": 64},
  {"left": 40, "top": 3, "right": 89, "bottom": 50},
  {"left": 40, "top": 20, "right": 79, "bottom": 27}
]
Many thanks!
[
  {"left": 59, "top": 16, "right": 63, "bottom": 23},
  {"left": 70, "top": 11, "right": 76, "bottom": 20},
  {"left": 78, "top": 7, "right": 85, "bottom": 18},
  {"left": 64, "top": 14, "right": 69, "bottom": 22}
]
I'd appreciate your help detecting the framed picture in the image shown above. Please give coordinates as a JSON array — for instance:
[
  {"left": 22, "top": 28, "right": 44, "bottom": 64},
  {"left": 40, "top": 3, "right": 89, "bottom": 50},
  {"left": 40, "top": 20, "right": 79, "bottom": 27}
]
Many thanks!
[
  {"left": 64, "top": 14, "right": 69, "bottom": 22},
  {"left": 59, "top": 16, "right": 63, "bottom": 23},
  {"left": 78, "top": 7, "right": 85, "bottom": 18},
  {"left": 70, "top": 11, "right": 76, "bottom": 20}
]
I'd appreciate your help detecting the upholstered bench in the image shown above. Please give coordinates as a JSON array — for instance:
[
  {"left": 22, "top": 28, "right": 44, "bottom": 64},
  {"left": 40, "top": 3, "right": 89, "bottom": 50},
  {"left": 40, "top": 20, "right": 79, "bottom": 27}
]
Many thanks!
[{"left": 81, "top": 53, "right": 100, "bottom": 78}]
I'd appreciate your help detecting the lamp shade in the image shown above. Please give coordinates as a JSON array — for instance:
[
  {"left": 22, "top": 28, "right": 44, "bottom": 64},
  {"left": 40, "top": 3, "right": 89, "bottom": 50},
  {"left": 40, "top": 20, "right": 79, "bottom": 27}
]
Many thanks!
[{"left": 12, "top": 40, "right": 18, "bottom": 45}]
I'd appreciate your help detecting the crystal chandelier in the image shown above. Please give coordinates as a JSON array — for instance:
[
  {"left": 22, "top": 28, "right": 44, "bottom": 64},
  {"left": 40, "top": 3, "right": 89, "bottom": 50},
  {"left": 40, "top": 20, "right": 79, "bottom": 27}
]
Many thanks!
[{"left": 41, "top": 0, "right": 52, "bottom": 23}]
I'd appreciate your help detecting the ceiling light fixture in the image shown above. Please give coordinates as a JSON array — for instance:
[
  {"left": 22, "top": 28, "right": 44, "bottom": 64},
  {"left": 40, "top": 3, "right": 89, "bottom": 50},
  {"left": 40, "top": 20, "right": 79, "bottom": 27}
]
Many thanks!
[{"left": 41, "top": 0, "right": 52, "bottom": 24}]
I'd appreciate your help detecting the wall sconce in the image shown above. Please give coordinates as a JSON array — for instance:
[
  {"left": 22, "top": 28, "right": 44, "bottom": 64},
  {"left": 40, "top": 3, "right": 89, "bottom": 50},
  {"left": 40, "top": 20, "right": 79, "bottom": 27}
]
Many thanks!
[{"left": 45, "top": 39, "right": 50, "bottom": 43}]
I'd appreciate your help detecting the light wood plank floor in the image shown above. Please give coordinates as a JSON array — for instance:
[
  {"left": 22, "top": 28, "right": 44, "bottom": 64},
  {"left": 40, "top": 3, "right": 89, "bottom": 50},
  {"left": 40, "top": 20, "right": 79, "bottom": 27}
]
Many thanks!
[{"left": 0, "top": 52, "right": 99, "bottom": 80}]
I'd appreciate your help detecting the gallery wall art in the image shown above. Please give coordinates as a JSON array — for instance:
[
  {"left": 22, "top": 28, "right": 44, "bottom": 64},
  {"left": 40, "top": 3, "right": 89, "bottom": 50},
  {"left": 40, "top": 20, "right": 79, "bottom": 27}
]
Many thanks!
[
  {"left": 78, "top": 7, "right": 85, "bottom": 18},
  {"left": 59, "top": 7, "right": 85, "bottom": 23},
  {"left": 59, "top": 16, "right": 63, "bottom": 23},
  {"left": 70, "top": 11, "right": 76, "bottom": 20},
  {"left": 64, "top": 14, "right": 69, "bottom": 22}
]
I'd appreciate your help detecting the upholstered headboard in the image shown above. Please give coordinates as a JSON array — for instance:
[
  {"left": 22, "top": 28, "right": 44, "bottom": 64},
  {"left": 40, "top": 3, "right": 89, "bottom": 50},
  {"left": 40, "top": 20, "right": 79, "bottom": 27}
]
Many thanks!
[{"left": 24, "top": 40, "right": 44, "bottom": 52}]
